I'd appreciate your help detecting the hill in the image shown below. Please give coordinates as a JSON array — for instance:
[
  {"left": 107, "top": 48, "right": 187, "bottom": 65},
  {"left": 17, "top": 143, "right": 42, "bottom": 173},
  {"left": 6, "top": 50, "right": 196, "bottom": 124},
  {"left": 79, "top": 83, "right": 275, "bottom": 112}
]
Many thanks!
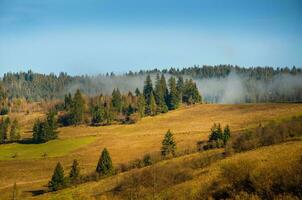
[{"left": 0, "top": 103, "right": 302, "bottom": 199}]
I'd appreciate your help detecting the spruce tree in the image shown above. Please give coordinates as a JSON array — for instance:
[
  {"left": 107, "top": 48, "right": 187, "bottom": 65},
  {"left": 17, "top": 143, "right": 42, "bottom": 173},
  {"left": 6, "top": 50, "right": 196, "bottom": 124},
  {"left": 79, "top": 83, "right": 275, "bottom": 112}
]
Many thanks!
[
  {"left": 154, "top": 74, "right": 168, "bottom": 113},
  {"left": 70, "top": 89, "right": 85, "bottom": 125},
  {"left": 176, "top": 76, "right": 184, "bottom": 103},
  {"left": 150, "top": 92, "right": 157, "bottom": 116},
  {"left": 223, "top": 125, "right": 231, "bottom": 145},
  {"left": 135, "top": 88, "right": 141, "bottom": 96},
  {"left": 137, "top": 94, "right": 145, "bottom": 117},
  {"left": 91, "top": 104, "right": 105, "bottom": 124},
  {"left": 45, "top": 110, "right": 58, "bottom": 140},
  {"left": 143, "top": 75, "right": 154, "bottom": 115},
  {"left": 183, "top": 79, "right": 202, "bottom": 104},
  {"left": 10, "top": 119, "right": 21, "bottom": 142},
  {"left": 69, "top": 159, "right": 80, "bottom": 183},
  {"left": 104, "top": 101, "right": 114, "bottom": 125},
  {"left": 167, "top": 77, "right": 179, "bottom": 110},
  {"left": 49, "top": 162, "right": 65, "bottom": 191},
  {"left": 111, "top": 88, "right": 122, "bottom": 112},
  {"left": 209, "top": 123, "right": 223, "bottom": 141},
  {"left": 161, "top": 130, "right": 176, "bottom": 157},
  {"left": 1, "top": 117, "right": 10, "bottom": 143},
  {"left": 96, "top": 148, "right": 113, "bottom": 176}
]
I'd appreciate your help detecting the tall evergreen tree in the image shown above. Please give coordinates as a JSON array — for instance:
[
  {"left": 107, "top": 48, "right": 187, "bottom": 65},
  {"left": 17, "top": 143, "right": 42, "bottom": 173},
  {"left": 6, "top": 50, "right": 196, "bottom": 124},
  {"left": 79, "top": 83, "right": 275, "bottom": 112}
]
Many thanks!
[
  {"left": 45, "top": 110, "right": 58, "bottom": 140},
  {"left": 49, "top": 162, "right": 65, "bottom": 191},
  {"left": 143, "top": 75, "right": 154, "bottom": 115},
  {"left": 149, "top": 92, "right": 157, "bottom": 116},
  {"left": 161, "top": 129, "right": 176, "bottom": 157},
  {"left": 96, "top": 148, "right": 113, "bottom": 176},
  {"left": 135, "top": 88, "right": 141, "bottom": 96},
  {"left": 91, "top": 104, "right": 105, "bottom": 124},
  {"left": 183, "top": 79, "right": 202, "bottom": 104},
  {"left": 137, "top": 94, "right": 145, "bottom": 118},
  {"left": 69, "top": 159, "right": 80, "bottom": 183},
  {"left": 111, "top": 88, "right": 122, "bottom": 112},
  {"left": 223, "top": 125, "right": 231, "bottom": 145},
  {"left": 167, "top": 77, "right": 180, "bottom": 110},
  {"left": 104, "top": 101, "right": 114, "bottom": 125},
  {"left": 0, "top": 117, "right": 10, "bottom": 143},
  {"left": 154, "top": 74, "right": 168, "bottom": 113},
  {"left": 10, "top": 119, "right": 21, "bottom": 142},
  {"left": 176, "top": 76, "right": 184, "bottom": 103},
  {"left": 70, "top": 89, "right": 85, "bottom": 125},
  {"left": 64, "top": 93, "right": 73, "bottom": 111},
  {"left": 32, "top": 111, "right": 59, "bottom": 143}
]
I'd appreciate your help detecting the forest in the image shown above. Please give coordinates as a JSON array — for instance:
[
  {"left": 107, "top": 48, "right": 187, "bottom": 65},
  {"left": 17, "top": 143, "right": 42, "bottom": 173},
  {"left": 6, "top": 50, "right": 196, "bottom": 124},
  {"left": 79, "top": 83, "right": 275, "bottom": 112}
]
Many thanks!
[{"left": 1, "top": 65, "right": 302, "bottom": 103}]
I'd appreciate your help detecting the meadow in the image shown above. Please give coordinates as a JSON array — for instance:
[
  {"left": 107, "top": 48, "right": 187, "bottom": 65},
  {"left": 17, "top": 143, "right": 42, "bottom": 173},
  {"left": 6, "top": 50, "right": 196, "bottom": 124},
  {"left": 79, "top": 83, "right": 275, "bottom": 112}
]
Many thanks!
[{"left": 0, "top": 103, "right": 302, "bottom": 199}]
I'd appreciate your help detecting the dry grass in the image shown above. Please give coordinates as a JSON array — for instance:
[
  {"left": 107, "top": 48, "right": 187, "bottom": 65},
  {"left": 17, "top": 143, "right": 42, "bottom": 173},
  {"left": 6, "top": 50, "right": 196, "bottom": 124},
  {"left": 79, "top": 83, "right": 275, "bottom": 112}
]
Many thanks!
[{"left": 0, "top": 103, "right": 302, "bottom": 199}]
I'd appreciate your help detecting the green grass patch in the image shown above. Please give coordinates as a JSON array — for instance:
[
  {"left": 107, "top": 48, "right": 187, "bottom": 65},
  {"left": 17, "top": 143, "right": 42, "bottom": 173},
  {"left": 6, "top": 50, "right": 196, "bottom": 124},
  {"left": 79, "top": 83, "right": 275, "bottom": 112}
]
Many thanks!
[{"left": 0, "top": 136, "right": 97, "bottom": 160}]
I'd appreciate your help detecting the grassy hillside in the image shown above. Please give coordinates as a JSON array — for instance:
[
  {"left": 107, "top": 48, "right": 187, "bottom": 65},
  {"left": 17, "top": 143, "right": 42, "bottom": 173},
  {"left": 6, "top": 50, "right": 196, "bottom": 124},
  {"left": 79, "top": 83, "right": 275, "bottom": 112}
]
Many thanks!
[
  {"left": 28, "top": 140, "right": 302, "bottom": 200},
  {"left": 0, "top": 103, "right": 302, "bottom": 199}
]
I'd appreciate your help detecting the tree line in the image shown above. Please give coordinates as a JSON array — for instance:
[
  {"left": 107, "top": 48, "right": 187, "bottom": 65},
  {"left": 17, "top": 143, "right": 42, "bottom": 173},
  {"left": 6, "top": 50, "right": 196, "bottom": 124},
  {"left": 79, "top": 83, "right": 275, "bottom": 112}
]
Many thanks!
[{"left": 1, "top": 65, "right": 301, "bottom": 102}]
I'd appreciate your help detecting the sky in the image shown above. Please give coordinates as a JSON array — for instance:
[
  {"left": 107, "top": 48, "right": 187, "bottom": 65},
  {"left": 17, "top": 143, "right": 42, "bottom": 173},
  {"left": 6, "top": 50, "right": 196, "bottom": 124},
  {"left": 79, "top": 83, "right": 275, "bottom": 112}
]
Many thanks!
[{"left": 0, "top": 0, "right": 301, "bottom": 75}]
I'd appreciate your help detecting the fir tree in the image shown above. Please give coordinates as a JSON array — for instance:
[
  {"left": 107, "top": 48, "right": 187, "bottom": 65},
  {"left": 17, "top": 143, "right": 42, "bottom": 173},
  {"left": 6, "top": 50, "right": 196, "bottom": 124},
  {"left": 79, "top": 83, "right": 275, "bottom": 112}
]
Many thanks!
[
  {"left": 143, "top": 75, "right": 154, "bottom": 115},
  {"left": 154, "top": 74, "right": 168, "bottom": 113},
  {"left": 167, "top": 77, "right": 179, "bottom": 110},
  {"left": 49, "top": 162, "right": 65, "bottom": 191},
  {"left": 137, "top": 94, "right": 145, "bottom": 117},
  {"left": 176, "top": 76, "right": 184, "bottom": 103},
  {"left": 70, "top": 89, "right": 85, "bottom": 125},
  {"left": 161, "top": 130, "right": 176, "bottom": 157},
  {"left": 104, "top": 101, "right": 114, "bottom": 125},
  {"left": 183, "top": 79, "right": 202, "bottom": 104},
  {"left": 111, "top": 88, "right": 122, "bottom": 112},
  {"left": 10, "top": 119, "right": 20, "bottom": 142},
  {"left": 209, "top": 123, "right": 223, "bottom": 141},
  {"left": 96, "top": 148, "right": 113, "bottom": 176},
  {"left": 223, "top": 125, "right": 231, "bottom": 145},
  {"left": 45, "top": 110, "right": 58, "bottom": 140},
  {"left": 150, "top": 92, "right": 157, "bottom": 116},
  {"left": 91, "top": 104, "right": 105, "bottom": 124},
  {"left": 69, "top": 159, "right": 80, "bottom": 183},
  {"left": 135, "top": 88, "right": 141, "bottom": 96},
  {"left": 0, "top": 117, "right": 10, "bottom": 143}
]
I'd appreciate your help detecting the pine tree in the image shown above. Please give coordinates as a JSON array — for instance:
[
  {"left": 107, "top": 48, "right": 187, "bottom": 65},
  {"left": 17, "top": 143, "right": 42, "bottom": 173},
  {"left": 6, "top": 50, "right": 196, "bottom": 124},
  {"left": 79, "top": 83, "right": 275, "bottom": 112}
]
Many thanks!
[
  {"left": 154, "top": 74, "right": 168, "bottom": 113},
  {"left": 176, "top": 76, "right": 184, "bottom": 103},
  {"left": 45, "top": 110, "right": 58, "bottom": 140},
  {"left": 104, "top": 101, "right": 114, "bottom": 125},
  {"left": 69, "top": 159, "right": 80, "bottom": 183},
  {"left": 223, "top": 125, "right": 231, "bottom": 145},
  {"left": 10, "top": 119, "right": 20, "bottom": 142},
  {"left": 209, "top": 123, "right": 223, "bottom": 141},
  {"left": 183, "top": 79, "right": 202, "bottom": 104},
  {"left": 167, "top": 77, "right": 179, "bottom": 110},
  {"left": 111, "top": 88, "right": 122, "bottom": 112},
  {"left": 136, "top": 94, "right": 145, "bottom": 118},
  {"left": 0, "top": 117, "right": 10, "bottom": 143},
  {"left": 91, "top": 104, "right": 105, "bottom": 124},
  {"left": 49, "top": 162, "right": 65, "bottom": 191},
  {"left": 161, "top": 130, "right": 176, "bottom": 157},
  {"left": 150, "top": 92, "right": 157, "bottom": 116},
  {"left": 64, "top": 93, "right": 73, "bottom": 111},
  {"left": 70, "top": 89, "right": 85, "bottom": 125},
  {"left": 135, "top": 88, "right": 141, "bottom": 96},
  {"left": 96, "top": 148, "right": 113, "bottom": 176},
  {"left": 143, "top": 75, "right": 154, "bottom": 115}
]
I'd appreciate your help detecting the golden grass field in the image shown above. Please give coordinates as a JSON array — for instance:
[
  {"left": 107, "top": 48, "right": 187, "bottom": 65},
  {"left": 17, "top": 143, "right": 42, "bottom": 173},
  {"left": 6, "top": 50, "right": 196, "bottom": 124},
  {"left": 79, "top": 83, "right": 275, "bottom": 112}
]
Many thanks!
[{"left": 1, "top": 103, "right": 302, "bottom": 199}]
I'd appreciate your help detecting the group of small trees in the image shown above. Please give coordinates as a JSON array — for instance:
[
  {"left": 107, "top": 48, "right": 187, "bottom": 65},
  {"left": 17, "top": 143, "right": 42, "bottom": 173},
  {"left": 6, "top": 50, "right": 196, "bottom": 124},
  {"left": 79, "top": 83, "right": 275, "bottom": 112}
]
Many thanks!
[
  {"left": 49, "top": 148, "right": 114, "bottom": 191},
  {"left": 0, "top": 117, "right": 20, "bottom": 144},
  {"left": 202, "top": 123, "right": 231, "bottom": 150},
  {"left": 143, "top": 74, "right": 202, "bottom": 116},
  {"left": 58, "top": 75, "right": 201, "bottom": 126},
  {"left": 49, "top": 159, "right": 80, "bottom": 191},
  {"left": 32, "top": 111, "right": 59, "bottom": 143}
]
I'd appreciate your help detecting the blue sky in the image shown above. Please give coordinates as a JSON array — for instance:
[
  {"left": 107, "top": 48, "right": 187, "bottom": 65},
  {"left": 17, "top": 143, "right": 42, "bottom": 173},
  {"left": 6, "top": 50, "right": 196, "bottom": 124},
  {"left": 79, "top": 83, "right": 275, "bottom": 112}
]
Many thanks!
[{"left": 0, "top": 0, "right": 301, "bottom": 75}]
